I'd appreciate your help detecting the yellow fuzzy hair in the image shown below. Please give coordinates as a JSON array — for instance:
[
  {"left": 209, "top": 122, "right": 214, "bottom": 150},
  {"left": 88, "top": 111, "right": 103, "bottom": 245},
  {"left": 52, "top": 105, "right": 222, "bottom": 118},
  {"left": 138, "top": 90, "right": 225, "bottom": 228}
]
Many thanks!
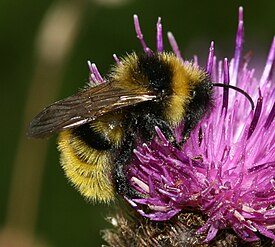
[{"left": 58, "top": 130, "right": 115, "bottom": 203}]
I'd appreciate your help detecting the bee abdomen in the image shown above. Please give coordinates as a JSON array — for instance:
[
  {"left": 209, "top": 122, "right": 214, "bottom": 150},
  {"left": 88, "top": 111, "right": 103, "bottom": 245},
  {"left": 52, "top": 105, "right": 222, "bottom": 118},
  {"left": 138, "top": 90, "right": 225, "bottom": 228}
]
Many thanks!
[
  {"left": 58, "top": 130, "right": 115, "bottom": 202},
  {"left": 73, "top": 124, "right": 112, "bottom": 150}
]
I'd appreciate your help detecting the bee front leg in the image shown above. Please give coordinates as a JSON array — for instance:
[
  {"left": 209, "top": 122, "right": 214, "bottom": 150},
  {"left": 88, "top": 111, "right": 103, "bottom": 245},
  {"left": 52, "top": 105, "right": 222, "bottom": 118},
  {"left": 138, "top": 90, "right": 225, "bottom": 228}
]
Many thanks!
[{"left": 142, "top": 113, "right": 180, "bottom": 149}]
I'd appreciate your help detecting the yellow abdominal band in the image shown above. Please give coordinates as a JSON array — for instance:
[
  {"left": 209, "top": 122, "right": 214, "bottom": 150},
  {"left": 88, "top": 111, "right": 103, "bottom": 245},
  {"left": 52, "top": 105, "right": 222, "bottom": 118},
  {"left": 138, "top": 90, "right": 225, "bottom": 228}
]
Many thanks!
[{"left": 57, "top": 130, "right": 115, "bottom": 203}]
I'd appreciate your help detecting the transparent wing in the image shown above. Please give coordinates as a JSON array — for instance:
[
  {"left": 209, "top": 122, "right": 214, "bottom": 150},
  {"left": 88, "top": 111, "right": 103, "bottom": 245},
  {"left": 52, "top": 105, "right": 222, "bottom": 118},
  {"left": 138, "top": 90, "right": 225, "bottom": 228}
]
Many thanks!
[{"left": 28, "top": 82, "right": 156, "bottom": 138}]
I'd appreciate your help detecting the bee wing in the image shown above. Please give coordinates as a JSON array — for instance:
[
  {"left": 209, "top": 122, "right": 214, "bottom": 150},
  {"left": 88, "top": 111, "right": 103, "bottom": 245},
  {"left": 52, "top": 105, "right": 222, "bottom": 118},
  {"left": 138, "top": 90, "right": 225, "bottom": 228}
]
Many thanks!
[{"left": 28, "top": 82, "right": 156, "bottom": 138}]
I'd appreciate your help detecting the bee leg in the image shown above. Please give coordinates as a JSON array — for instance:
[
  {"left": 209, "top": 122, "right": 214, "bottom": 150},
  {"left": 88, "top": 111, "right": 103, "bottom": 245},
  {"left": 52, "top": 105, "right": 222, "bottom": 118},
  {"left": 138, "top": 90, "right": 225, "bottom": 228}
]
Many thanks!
[
  {"left": 113, "top": 135, "right": 143, "bottom": 199},
  {"left": 179, "top": 112, "right": 201, "bottom": 145},
  {"left": 143, "top": 113, "right": 180, "bottom": 149}
]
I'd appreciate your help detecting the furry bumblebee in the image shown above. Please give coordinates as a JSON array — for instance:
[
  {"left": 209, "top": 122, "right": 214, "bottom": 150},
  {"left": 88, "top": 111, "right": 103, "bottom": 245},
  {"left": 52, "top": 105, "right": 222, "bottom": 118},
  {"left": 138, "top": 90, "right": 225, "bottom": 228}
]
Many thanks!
[
  {"left": 28, "top": 52, "right": 214, "bottom": 202},
  {"left": 28, "top": 52, "right": 254, "bottom": 202}
]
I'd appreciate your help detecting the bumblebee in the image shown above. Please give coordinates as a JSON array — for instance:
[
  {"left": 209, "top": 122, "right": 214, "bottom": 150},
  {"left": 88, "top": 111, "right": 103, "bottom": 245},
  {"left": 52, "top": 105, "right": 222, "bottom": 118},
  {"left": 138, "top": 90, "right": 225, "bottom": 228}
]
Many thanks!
[{"left": 28, "top": 52, "right": 253, "bottom": 202}]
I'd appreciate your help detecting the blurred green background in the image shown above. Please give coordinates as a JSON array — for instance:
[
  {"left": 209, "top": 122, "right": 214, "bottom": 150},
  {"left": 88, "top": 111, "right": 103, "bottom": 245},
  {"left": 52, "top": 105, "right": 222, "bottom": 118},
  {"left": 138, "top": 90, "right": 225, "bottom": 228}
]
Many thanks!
[{"left": 0, "top": 0, "right": 274, "bottom": 246}]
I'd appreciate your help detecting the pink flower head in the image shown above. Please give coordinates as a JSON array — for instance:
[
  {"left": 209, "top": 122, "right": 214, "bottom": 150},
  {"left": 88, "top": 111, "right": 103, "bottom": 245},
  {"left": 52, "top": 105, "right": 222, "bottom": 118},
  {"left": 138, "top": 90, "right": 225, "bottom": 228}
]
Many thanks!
[{"left": 124, "top": 7, "right": 275, "bottom": 243}]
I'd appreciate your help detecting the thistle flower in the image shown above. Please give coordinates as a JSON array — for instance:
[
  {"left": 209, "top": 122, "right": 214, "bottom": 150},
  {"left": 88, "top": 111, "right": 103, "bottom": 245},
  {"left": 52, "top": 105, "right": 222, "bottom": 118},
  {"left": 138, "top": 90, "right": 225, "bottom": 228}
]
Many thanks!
[{"left": 110, "top": 7, "right": 275, "bottom": 244}]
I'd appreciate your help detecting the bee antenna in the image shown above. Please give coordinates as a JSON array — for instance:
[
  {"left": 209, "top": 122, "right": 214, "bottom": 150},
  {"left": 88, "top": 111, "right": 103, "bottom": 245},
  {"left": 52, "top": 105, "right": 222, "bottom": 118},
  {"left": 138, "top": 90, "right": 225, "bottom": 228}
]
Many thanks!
[{"left": 213, "top": 83, "right": 255, "bottom": 110}]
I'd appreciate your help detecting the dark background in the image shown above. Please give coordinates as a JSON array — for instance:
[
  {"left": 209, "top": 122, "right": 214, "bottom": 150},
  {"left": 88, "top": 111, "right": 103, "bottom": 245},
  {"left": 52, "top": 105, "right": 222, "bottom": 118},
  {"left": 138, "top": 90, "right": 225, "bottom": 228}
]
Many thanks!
[{"left": 0, "top": 0, "right": 274, "bottom": 246}]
